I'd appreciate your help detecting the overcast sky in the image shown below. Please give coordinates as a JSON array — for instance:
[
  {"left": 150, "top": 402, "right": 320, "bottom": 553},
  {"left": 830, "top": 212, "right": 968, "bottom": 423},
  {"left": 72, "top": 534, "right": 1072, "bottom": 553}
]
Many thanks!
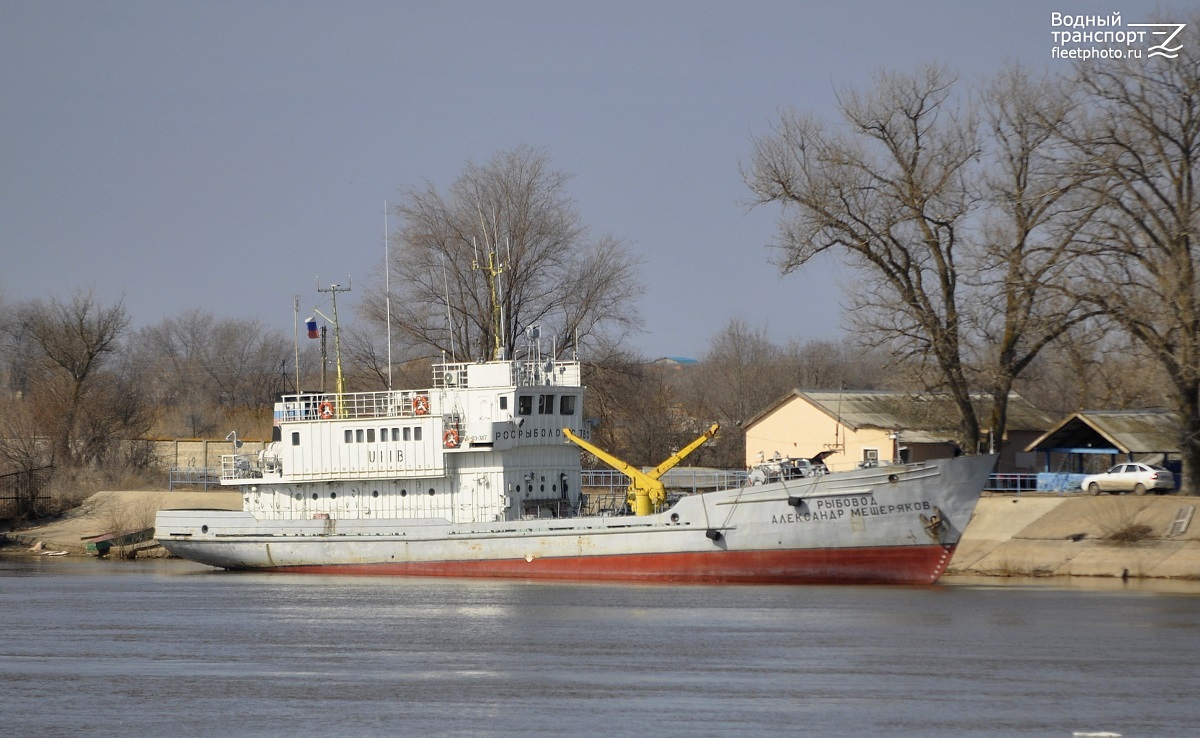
[{"left": 0, "top": 1, "right": 1184, "bottom": 359}]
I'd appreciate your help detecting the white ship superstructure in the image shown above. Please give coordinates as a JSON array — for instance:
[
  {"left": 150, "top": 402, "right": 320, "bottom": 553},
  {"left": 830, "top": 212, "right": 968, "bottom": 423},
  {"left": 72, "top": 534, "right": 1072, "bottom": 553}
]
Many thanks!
[{"left": 233, "top": 357, "right": 587, "bottom": 526}]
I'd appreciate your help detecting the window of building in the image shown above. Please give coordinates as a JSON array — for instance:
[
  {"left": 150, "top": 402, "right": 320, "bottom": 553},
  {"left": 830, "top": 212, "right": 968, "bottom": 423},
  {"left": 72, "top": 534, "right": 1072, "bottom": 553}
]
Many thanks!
[{"left": 560, "top": 395, "right": 576, "bottom": 415}]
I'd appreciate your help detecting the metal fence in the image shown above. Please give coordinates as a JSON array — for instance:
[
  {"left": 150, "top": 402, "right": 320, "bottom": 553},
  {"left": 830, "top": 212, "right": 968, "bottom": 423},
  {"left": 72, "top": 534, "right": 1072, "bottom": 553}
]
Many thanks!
[
  {"left": 985, "top": 473, "right": 1040, "bottom": 494},
  {"left": 168, "top": 466, "right": 223, "bottom": 491},
  {"left": 0, "top": 466, "right": 53, "bottom": 518}
]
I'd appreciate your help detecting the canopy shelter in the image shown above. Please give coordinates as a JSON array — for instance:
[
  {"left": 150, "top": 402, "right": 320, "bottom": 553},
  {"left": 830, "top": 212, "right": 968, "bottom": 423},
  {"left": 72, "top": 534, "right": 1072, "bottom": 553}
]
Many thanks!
[{"left": 1024, "top": 410, "right": 1180, "bottom": 475}]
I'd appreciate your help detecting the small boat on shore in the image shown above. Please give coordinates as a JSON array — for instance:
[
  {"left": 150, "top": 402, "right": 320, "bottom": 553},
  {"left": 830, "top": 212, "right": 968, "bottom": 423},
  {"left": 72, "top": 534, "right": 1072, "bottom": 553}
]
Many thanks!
[{"left": 155, "top": 343, "right": 994, "bottom": 584}]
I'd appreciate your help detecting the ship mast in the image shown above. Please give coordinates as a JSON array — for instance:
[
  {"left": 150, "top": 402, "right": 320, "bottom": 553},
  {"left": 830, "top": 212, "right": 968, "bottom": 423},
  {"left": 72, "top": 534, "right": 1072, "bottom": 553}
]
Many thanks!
[
  {"left": 316, "top": 277, "right": 351, "bottom": 414},
  {"left": 473, "top": 242, "right": 505, "bottom": 361}
]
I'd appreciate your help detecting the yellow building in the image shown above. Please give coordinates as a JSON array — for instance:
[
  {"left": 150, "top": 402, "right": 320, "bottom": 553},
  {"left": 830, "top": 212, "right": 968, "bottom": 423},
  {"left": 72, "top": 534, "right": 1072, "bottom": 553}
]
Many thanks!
[{"left": 744, "top": 390, "right": 1052, "bottom": 474}]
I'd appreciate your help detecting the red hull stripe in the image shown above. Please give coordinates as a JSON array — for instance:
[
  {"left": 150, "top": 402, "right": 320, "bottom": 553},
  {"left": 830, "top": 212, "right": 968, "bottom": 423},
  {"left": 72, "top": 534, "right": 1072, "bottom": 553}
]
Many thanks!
[{"left": 258, "top": 545, "right": 958, "bottom": 585}]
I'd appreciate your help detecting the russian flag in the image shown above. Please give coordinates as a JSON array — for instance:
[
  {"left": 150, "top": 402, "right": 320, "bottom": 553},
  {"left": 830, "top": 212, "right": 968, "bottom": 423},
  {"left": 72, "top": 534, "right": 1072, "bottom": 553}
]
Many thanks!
[{"left": 306, "top": 317, "right": 319, "bottom": 339}]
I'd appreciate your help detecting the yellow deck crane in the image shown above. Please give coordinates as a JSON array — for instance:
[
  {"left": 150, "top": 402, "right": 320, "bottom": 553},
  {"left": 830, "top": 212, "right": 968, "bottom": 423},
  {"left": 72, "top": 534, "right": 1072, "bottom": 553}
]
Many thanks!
[{"left": 563, "top": 423, "right": 720, "bottom": 516}]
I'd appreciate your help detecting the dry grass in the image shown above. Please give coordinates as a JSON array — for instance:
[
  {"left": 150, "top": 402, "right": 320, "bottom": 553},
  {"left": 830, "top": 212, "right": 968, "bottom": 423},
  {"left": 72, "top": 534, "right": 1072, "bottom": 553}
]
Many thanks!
[
  {"left": 989, "top": 554, "right": 1055, "bottom": 578},
  {"left": 33, "top": 464, "right": 165, "bottom": 519},
  {"left": 1086, "top": 498, "right": 1155, "bottom": 545},
  {"left": 96, "top": 492, "right": 163, "bottom": 559}
]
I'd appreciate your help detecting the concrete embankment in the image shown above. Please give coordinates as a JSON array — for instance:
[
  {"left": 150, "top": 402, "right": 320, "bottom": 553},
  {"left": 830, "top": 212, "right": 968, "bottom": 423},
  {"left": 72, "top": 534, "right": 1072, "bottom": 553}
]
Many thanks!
[
  {"left": 948, "top": 494, "right": 1200, "bottom": 579},
  {"left": 5, "top": 489, "right": 1200, "bottom": 580}
]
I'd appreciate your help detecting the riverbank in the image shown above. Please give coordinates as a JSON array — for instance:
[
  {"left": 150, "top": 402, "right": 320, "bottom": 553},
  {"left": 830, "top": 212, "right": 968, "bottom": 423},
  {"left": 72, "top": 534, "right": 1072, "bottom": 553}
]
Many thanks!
[
  {"left": 2, "top": 489, "right": 241, "bottom": 556},
  {"left": 947, "top": 493, "right": 1200, "bottom": 579},
  {"left": 4, "top": 490, "right": 1199, "bottom": 579}
]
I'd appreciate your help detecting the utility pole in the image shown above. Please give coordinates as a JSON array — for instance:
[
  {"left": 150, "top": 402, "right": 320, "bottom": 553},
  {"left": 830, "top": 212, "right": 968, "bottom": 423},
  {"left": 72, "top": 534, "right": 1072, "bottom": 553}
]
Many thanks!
[{"left": 316, "top": 278, "right": 351, "bottom": 413}]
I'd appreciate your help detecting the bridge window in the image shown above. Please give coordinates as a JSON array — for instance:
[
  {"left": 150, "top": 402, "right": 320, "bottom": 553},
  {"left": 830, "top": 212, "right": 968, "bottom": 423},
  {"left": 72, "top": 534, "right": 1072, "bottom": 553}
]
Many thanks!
[
  {"left": 391, "top": 428, "right": 400, "bottom": 441},
  {"left": 538, "top": 394, "right": 554, "bottom": 414},
  {"left": 500, "top": 396, "right": 508, "bottom": 410},
  {"left": 291, "top": 432, "right": 300, "bottom": 446},
  {"left": 560, "top": 395, "right": 576, "bottom": 415},
  {"left": 518, "top": 395, "right": 532, "bottom": 416},
  {"left": 403, "top": 427, "right": 411, "bottom": 441},
  {"left": 414, "top": 427, "right": 423, "bottom": 441},
  {"left": 355, "top": 429, "right": 364, "bottom": 443},
  {"left": 344, "top": 430, "right": 353, "bottom": 443},
  {"left": 367, "top": 428, "right": 376, "bottom": 443}
]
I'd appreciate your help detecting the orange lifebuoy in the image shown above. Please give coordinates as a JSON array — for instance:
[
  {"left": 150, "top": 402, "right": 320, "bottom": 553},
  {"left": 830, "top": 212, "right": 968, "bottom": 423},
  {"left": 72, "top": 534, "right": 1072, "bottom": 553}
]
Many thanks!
[
  {"left": 443, "top": 428, "right": 459, "bottom": 449},
  {"left": 413, "top": 396, "right": 430, "bottom": 415},
  {"left": 318, "top": 401, "right": 335, "bottom": 419}
]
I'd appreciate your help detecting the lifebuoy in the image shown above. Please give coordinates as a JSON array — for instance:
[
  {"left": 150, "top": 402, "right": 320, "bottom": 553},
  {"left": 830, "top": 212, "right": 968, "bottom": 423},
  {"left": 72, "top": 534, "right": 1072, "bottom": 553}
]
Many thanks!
[
  {"left": 443, "top": 428, "right": 459, "bottom": 449},
  {"left": 318, "top": 401, "right": 335, "bottom": 419},
  {"left": 413, "top": 396, "right": 430, "bottom": 415}
]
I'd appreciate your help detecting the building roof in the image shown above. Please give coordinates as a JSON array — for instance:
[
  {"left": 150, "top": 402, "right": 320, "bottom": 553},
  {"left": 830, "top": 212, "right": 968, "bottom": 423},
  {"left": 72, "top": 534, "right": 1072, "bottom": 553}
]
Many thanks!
[
  {"left": 1024, "top": 410, "right": 1180, "bottom": 454},
  {"left": 746, "top": 389, "right": 1054, "bottom": 444}
]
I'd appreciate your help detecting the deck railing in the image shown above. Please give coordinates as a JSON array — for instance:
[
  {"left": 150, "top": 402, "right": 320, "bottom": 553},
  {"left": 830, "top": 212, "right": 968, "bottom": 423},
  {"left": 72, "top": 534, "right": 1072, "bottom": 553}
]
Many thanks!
[{"left": 276, "top": 390, "right": 432, "bottom": 423}]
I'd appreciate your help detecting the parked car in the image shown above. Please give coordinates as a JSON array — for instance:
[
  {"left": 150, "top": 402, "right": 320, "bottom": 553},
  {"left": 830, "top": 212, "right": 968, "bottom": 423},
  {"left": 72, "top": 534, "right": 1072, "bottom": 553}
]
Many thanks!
[{"left": 1080, "top": 463, "right": 1175, "bottom": 495}]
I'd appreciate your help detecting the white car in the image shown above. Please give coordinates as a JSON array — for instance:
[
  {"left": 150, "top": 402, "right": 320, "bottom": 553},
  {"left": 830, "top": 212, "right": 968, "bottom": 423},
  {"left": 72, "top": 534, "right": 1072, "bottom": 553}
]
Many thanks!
[{"left": 1080, "top": 463, "right": 1175, "bottom": 495}]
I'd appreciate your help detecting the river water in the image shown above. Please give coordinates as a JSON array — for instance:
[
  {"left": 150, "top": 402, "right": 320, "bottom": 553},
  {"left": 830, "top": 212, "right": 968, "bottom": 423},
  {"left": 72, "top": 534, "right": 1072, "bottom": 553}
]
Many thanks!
[{"left": 2, "top": 556, "right": 1198, "bottom": 737}]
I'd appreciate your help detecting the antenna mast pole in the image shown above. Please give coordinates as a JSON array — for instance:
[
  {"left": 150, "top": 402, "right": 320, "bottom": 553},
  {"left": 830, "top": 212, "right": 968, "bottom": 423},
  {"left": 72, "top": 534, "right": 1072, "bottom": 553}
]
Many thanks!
[
  {"left": 472, "top": 245, "right": 505, "bottom": 361},
  {"left": 293, "top": 296, "right": 301, "bottom": 392},
  {"left": 384, "top": 201, "right": 393, "bottom": 390},
  {"left": 316, "top": 277, "right": 352, "bottom": 414}
]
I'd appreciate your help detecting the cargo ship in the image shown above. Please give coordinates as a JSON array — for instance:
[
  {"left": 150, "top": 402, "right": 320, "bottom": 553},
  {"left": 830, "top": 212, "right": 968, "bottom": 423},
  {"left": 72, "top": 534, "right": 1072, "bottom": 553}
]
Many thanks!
[{"left": 155, "top": 348, "right": 994, "bottom": 584}]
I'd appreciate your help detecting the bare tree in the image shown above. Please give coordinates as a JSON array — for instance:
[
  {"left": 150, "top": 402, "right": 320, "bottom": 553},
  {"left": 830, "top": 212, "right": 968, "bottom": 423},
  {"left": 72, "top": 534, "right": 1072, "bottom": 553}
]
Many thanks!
[
  {"left": 204, "top": 319, "right": 291, "bottom": 408},
  {"left": 19, "top": 290, "right": 129, "bottom": 465},
  {"left": 0, "top": 395, "right": 47, "bottom": 472},
  {"left": 1017, "top": 324, "right": 1172, "bottom": 417},
  {"left": 745, "top": 64, "right": 1113, "bottom": 455},
  {"left": 745, "top": 66, "right": 985, "bottom": 450},
  {"left": 131, "top": 310, "right": 294, "bottom": 436},
  {"left": 685, "top": 320, "right": 790, "bottom": 467},
  {"left": 368, "top": 146, "right": 643, "bottom": 361},
  {"left": 971, "top": 65, "right": 1101, "bottom": 451},
  {"left": 1063, "top": 22, "right": 1200, "bottom": 492}
]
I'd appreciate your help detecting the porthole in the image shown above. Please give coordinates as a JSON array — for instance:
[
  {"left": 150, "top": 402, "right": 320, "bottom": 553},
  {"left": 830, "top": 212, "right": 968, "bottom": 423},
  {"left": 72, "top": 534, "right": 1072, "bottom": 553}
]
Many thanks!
[
  {"left": 372, "top": 490, "right": 379, "bottom": 498},
  {"left": 670, "top": 513, "right": 679, "bottom": 523},
  {"left": 428, "top": 488, "right": 435, "bottom": 496},
  {"left": 294, "top": 492, "right": 302, "bottom": 500},
  {"left": 201, "top": 525, "right": 209, "bottom": 533},
  {"left": 552, "top": 484, "right": 557, "bottom": 492},
  {"left": 312, "top": 493, "right": 318, "bottom": 500},
  {"left": 400, "top": 489, "right": 407, "bottom": 497},
  {"left": 330, "top": 492, "right": 337, "bottom": 499},
  {"left": 540, "top": 484, "right": 545, "bottom": 493}
]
